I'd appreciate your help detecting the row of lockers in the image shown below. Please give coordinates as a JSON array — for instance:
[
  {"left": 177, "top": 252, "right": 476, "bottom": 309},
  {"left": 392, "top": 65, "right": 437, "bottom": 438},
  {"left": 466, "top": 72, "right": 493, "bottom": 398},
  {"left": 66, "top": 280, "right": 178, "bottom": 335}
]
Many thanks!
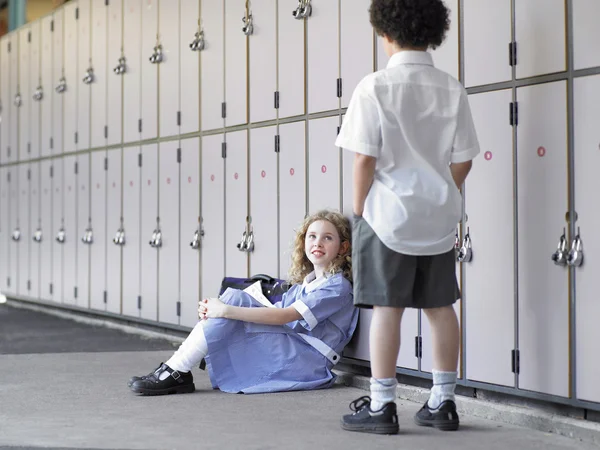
[{"left": 1, "top": 0, "right": 599, "bottom": 164}]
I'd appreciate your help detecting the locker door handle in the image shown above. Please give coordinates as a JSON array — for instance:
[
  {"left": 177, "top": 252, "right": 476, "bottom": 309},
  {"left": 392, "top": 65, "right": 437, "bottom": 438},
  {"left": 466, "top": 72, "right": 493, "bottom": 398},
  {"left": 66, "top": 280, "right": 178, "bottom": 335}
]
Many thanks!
[
  {"left": 237, "top": 231, "right": 248, "bottom": 252},
  {"left": 189, "top": 29, "right": 205, "bottom": 51},
  {"left": 82, "top": 67, "right": 94, "bottom": 84},
  {"left": 32, "top": 86, "right": 44, "bottom": 101},
  {"left": 245, "top": 230, "right": 255, "bottom": 253},
  {"left": 149, "top": 229, "right": 162, "bottom": 247},
  {"left": 11, "top": 228, "right": 21, "bottom": 241},
  {"left": 242, "top": 13, "right": 254, "bottom": 36},
  {"left": 149, "top": 44, "right": 163, "bottom": 64},
  {"left": 292, "top": 0, "right": 312, "bottom": 19},
  {"left": 566, "top": 229, "right": 584, "bottom": 267},
  {"left": 113, "top": 56, "right": 127, "bottom": 75},
  {"left": 14, "top": 93, "right": 22, "bottom": 107},
  {"left": 32, "top": 228, "right": 43, "bottom": 242},
  {"left": 190, "top": 228, "right": 203, "bottom": 250},
  {"left": 457, "top": 229, "right": 472, "bottom": 263},
  {"left": 56, "top": 228, "right": 66, "bottom": 243},
  {"left": 81, "top": 227, "right": 94, "bottom": 244},
  {"left": 113, "top": 228, "right": 126, "bottom": 246},
  {"left": 55, "top": 76, "right": 67, "bottom": 93},
  {"left": 551, "top": 228, "right": 568, "bottom": 266}
]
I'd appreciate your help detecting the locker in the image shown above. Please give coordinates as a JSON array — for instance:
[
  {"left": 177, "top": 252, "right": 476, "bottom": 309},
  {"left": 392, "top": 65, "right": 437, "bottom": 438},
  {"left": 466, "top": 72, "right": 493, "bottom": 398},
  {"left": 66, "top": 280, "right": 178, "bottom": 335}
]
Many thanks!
[
  {"left": 140, "top": 0, "right": 158, "bottom": 141},
  {"left": 201, "top": 134, "right": 225, "bottom": 299},
  {"left": 158, "top": 0, "right": 180, "bottom": 138},
  {"left": 277, "top": 0, "right": 305, "bottom": 119},
  {"left": 52, "top": 158, "right": 64, "bottom": 302},
  {"left": 77, "top": 0, "right": 92, "bottom": 150},
  {"left": 179, "top": 137, "right": 200, "bottom": 328},
  {"left": 29, "top": 162, "right": 41, "bottom": 299},
  {"left": 248, "top": 0, "right": 277, "bottom": 123},
  {"left": 515, "top": 0, "right": 566, "bottom": 79},
  {"left": 573, "top": 75, "right": 600, "bottom": 403},
  {"left": 463, "top": 0, "right": 511, "bottom": 87},
  {"left": 7, "top": 168, "right": 18, "bottom": 295},
  {"left": 0, "top": 37, "right": 9, "bottom": 162},
  {"left": 0, "top": 167, "right": 8, "bottom": 293},
  {"left": 249, "top": 126, "right": 278, "bottom": 277},
  {"left": 19, "top": 27, "right": 31, "bottom": 161},
  {"left": 40, "top": 16, "right": 54, "bottom": 158},
  {"left": 179, "top": 0, "right": 200, "bottom": 135},
  {"left": 278, "top": 121, "right": 306, "bottom": 278},
  {"left": 106, "top": 148, "right": 123, "bottom": 314},
  {"left": 90, "top": 0, "right": 108, "bottom": 149},
  {"left": 225, "top": 130, "right": 248, "bottom": 278},
  {"left": 63, "top": 2, "right": 78, "bottom": 154},
  {"left": 90, "top": 151, "right": 107, "bottom": 311},
  {"left": 40, "top": 160, "right": 53, "bottom": 301},
  {"left": 308, "top": 117, "right": 341, "bottom": 213},
  {"left": 224, "top": 0, "right": 248, "bottom": 127},
  {"left": 122, "top": 0, "right": 142, "bottom": 144},
  {"left": 158, "top": 141, "right": 180, "bottom": 325},
  {"left": 122, "top": 147, "right": 141, "bottom": 318},
  {"left": 9, "top": 34, "right": 19, "bottom": 162},
  {"left": 340, "top": 0, "right": 373, "bottom": 108},
  {"left": 572, "top": 0, "right": 600, "bottom": 70},
  {"left": 307, "top": 0, "right": 339, "bottom": 114},
  {"left": 140, "top": 143, "right": 159, "bottom": 321},
  {"left": 200, "top": 0, "right": 224, "bottom": 131},
  {"left": 52, "top": 9, "right": 64, "bottom": 156},
  {"left": 77, "top": 153, "right": 91, "bottom": 307},
  {"left": 342, "top": 309, "right": 371, "bottom": 361},
  {"left": 18, "top": 164, "right": 30, "bottom": 296},
  {"left": 106, "top": 0, "right": 124, "bottom": 146},
  {"left": 517, "top": 81, "right": 568, "bottom": 397},
  {"left": 464, "top": 89, "right": 515, "bottom": 387},
  {"left": 29, "top": 21, "right": 42, "bottom": 160},
  {"left": 62, "top": 155, "right": 78, "bottom": 305}
]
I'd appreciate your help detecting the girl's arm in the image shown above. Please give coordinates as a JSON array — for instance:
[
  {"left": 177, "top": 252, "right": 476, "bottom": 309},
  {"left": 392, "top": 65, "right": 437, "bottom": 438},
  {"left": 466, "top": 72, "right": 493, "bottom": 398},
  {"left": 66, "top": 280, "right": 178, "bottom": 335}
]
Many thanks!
[{"left": 200, "top": 297, "right": 302, "bottom": 326}]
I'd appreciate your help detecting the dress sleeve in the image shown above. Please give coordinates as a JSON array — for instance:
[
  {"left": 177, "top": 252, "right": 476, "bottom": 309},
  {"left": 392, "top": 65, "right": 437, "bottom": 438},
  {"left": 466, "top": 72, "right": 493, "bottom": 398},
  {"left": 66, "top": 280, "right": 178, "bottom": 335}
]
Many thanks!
[{"left": 291, "top": 281, "right": 353, "bottom": 331}]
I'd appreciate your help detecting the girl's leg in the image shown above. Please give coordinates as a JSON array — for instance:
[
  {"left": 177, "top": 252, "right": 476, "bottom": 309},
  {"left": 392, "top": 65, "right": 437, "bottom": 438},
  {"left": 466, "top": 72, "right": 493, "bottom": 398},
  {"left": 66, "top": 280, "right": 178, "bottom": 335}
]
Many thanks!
[{"left": 163, "top": 321, "right": 209, "bottom": 376}]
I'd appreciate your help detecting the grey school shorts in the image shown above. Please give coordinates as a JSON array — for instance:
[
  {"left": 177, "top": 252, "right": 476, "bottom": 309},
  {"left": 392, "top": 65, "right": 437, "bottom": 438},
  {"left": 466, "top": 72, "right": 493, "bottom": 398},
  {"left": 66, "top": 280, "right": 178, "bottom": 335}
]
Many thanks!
[{"left": 352, "top": 215, "right": 460, "bottom": 309}]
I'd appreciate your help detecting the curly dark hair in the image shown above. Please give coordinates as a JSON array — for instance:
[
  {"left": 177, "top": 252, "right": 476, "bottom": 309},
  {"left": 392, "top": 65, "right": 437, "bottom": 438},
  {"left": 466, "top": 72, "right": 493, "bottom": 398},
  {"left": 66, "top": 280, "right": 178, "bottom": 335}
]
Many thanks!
[{"left": 369, "top": 0, "right": 450, "bottom": 50}]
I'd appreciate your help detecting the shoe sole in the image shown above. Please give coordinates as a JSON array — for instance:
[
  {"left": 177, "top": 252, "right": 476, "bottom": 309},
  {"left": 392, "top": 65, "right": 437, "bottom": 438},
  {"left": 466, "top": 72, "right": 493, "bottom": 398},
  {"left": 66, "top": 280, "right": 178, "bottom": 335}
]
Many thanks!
[
  {"left": 131, "top": 384, "right": 196, "bottom": 396},
  {"left": 414, "top": 416, "right": 459, "bottom": 431},
  {"left": 340, "top": 420, "right": 399, "bottom": 435}
]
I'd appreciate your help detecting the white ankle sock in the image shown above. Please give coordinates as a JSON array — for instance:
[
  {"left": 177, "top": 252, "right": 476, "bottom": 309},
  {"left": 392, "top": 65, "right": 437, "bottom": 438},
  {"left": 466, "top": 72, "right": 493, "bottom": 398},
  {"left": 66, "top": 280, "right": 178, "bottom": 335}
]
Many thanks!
[
  {"left": 161, "top": 321, "right": 209, "bottom": 380},
  {"left": 428, "top": 370, "right": 457, "bottom": 409},
  {"left": 370, "top": 377, "right": 398, "bottom": 411}
]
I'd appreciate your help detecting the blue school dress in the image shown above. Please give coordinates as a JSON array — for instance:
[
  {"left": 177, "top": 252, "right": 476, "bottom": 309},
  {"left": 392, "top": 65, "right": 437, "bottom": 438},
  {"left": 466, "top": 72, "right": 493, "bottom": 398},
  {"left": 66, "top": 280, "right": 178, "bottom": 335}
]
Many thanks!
[{"left": 202, "top": 271, "right": 358, "bottom": 394}]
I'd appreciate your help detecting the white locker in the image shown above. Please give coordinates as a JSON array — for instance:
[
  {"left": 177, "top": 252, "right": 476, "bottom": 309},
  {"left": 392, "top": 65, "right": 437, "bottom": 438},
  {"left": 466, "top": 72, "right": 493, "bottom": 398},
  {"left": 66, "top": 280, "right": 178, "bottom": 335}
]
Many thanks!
[
  {"left": 77, "top": 0, "right": 92, "bottom": 150},
  {"left": 430, "top": 0, "right": 459, "bottom": 80},
  {"left": 0, "top": 167, "right": 8, "bottom": 293},
  {"left": 7, "top": 168, "right": 18, "bottom": 295},
  {"left": 9, "top": 34, "right": 19, "bottom": 162},
  {"left": 63, "top": 3, "right": 78, "bottom": 154},
  {"left": 90, "top": 0, "right": 108, "bottom": 149},
  {"left": 122, "top": 0, "right": 142, "bottom": 144},
  {"left": 224, "top": 0, "right": 248, "bottom": 127},
  {"left": 30, "top": 162, "right": 41, "bottom": 299},
  {"left": 179, "top": 0, "right": 200, "bottom": 135},
  {"left": 573, "top": 75, "right": 600, "bottom": 403},
  {"left": 515, "top": 0, "right": 566, "bottom": 79},
  {"left": 464, "top": 89, "right": 515, "bottom": 387},
  {"left": 179, "top": 137, "right": 200, "bottom": 328},
  {"left": 278, "top": 121, "right": 306, "bottom": 278},
  {"left": 140, "top": 143, "right": 159, "bottom": 321},
  {"left": 307, "top": 0, "right": 339, "bottom": 114},
  {"left": 40, "top": 160, "right": 53, "bottom": 301},
  {"left": 77, "top": 153, "right": 91, "bottom": 307},
  {"left": 277, "top": 0, "right": 304, "bottom": 119},
  {"left": 158, "top": 141, "right": 180, "bottom": 326},
  {"left": 52, "top": 9, "right": 64, "bottom": 156},
  {"left": 200, "top": 0, "right": 224, "bottom": 131},
  {"left": 40, "top": 16, "right": 54, "bottom": 158},
  {"left": 19, "top": 27, "right": 31, "bottom": 161},
  {"left": 122, "top": 147, "right": 141, "bottom": 318},
  {"left": 340, "top": 0, "right": 373, "bottom": 108},
  {"left": 517, "top": 81, "right": 568, "bottom": 397},
  {"left": 573, "top": 0, "right": 600, "bottom": 70},
  {"left": 248, "top": 0, "right": 277, "bottom": 123},
  {"left": 106, "top": 0, "right": 123, "bottom": 146},
  {"left": 201, "top": 134, "right": 225, "bottom": 299},
  {"left": 30, "top": 21, "right": 42, "bottom": 160},
  {"left": 140, "top": 0, "right": 158, "bottom": 141},
  {"left": 0, "top": 37, "right": 9, "bottom": 162},
  {"left": 342, "top": 309, "right": 371, "bottom": 361},
  {"left": 52, "top": 158, "right": 64, "bottom": 302},
  {"left": 225, "top": 130, "right": 248, "bottom": 278},
  {"left": 62, "top": 156, "right": 77, "bottom": 305},
  {"left": 90, "top": 151, "right": 107, "bottom": 311},
  {"left": 18, "top": 164, "right": 30, "bottom": 296},
  {"left": 463, "top": 0, "right": 511, "bottom": 87},
  {"left": 106, "top": 148, "right": 122, "bottom": 314},
  {"left": 308, "top": 117, "right": 341, "bottom": 213},
  {"left": 158, "top": 0, "right": 180, "bottom": 139},
  {"left": 249, "top": 126, "right": 278, "bottom": 276}
]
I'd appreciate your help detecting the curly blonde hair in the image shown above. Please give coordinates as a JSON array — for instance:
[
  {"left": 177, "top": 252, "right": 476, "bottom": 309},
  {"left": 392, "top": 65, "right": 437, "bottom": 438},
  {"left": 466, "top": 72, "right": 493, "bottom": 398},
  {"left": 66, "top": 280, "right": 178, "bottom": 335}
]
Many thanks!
[{"left": 287, "top": 210, "right": 352, "bottom": 285}]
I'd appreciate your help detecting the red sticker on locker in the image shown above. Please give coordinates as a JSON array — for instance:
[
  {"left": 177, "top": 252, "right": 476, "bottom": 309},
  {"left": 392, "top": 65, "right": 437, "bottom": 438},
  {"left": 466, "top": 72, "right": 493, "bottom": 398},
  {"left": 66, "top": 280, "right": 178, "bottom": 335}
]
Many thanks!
[
  {"left": 148, "top": 180, "right": 151, "bottom": 186},
  {"left": 537, "top": 146, "right": 546, "bottom": 157},
  {"left": 290, "top": 168, "right": 295, "bottom": 176},
  {"left": 167, "top": 177, "right": 171, "bottom": 184},
  {"left": 211, "top": 174, "right": 215, "bottom": 182},
  {"left": 130, "top": 181, "right": 133, "bottom": 187},
  {"left": 261, "top": 170, "right": 266, "bottom": 178},
  {"left": 234, "top": 173, "right": 239, "bottom": 180},
  {"left": 188, "top": 176, "right": 192, "bottom": 183},
  {"left": 321, "top": 165, "right": 327, "bottom": 174},
  {"left": 484, "top": 151, "right": 492, "bottom": 161}
]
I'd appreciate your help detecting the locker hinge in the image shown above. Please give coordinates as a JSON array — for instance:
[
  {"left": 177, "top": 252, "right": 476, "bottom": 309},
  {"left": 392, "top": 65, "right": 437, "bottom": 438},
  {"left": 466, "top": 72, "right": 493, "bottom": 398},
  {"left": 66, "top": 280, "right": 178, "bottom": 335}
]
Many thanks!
[
  {"left": 27, "top": 169, "right": 31, "bottom": 180},
  {"left": 49, "top": 283, "right": 53, "bottom": 295},
  {"left": 137, "top": 295, "right": 142, "bottom": 309},
  {"left": 104, "top": 125, "right": 108, "bottom": 139},
  {"left": 7, "top": 171, "right": 11, "bottom": 182},
  {"left": 7, "top": 146, "right": 11, "bottom": 158},
  {"left": 74, "top": 286, "right": 78, "bottom": 298},
  {"left": 50, "top": 137, "right": 54, "bottom": 149},
  {"left": 415, "top": 336, "right": 423, "bottom": 358},
  {"left": 337, "top": 78, "right": 342, "bottom": 98},
  {"left": 274, "top": 91, "right": 279, "bottom": 109},
  {"left": 28, "top": 31, "right": 31, "bottom": 43},
  {"left": 104, "top": 157, "right": 108, "bottom": 171},
  {"left": 274, "top": 135, "right": 280, "bottom": 153},
  {"left": 337, "top": 126, "right": 340, "bottom": 135},
  {"left": 27, "top": 280, "right": 31, "bottom": 291},
  {"left": 509, "top": 42, "right": 518, "bottom": 67},
  {"left": 105, "top": 0, "right": 110, "bottom": 5},
  {"left": 221, "top": 102, "right": 226, "bottom": 119},
  {"left": 27, "top": 142, "right": 31, "bottom": 154},
  {"left": 7, "top": 41, "right": 11, "bottom": 52},
  {"left": 50, "top": 166, "right": 54, "bottom": 178},
  {"left": 177, "top": 148, "right": 181, "bottom": 163},
  {"left": 511, "top": 349, "right": 520, "bottom": 374},
  {"left": 103, "top": 290, "right": 107, "bottom": 304},
  {"left": 76, "top": 7, "right": 79, "bottom": 19},
  {"left": 138, "top": 153, "right": 142, "bottom": 167},
  {"left": 177, "top": 111, "right": 181, "bottom": 126},
  {"left": 138, "top": 119, "right": 142, "bottom": 133},
  {"left": 509, "top": 102, "right": 519, "bottom": 126},
  {"left": 51, "top": 20, "right": 54, "bottom": 32},
  {"left": 221, "top": 142, "right": 227, "bottom": 158},
  {"left": 7, "top": 277, "right": 10, "bottom": 287},
  {"left": 176, "top": 301, "right": 181, "bottom": 317},
  {"left": 75, "top": 162, "right": 79, "bottom": 174},
  {"left": 75, "top": 132, "right": 78, "bottom": 144}
]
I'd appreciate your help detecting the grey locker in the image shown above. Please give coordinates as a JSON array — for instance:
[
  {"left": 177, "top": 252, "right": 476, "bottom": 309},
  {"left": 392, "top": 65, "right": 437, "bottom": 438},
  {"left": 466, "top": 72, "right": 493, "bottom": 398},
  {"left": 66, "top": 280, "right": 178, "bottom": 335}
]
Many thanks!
[
  {"left": 29, "top": 162, "right": 41, "bottom": 299},
  {"left": 40, "top": 160, "right": 53, "bottom": 301},
  {"left": 140, "top": 0, "right": 158, "bottom": 141},
  {"left": 77, "top": 0, "right": 92, "bottom": 150},
  {"left": 17, "top": 164, "right": 30, "bottom": 296},
  {"left": 62, "top": 155, "right": 77, "bottom": 305},
  {"left": 40, "top": 16, "right": 53, "bottom": 158},
  {"left": 122, "top": 147, "right": 141, "bottom": 318},
  {"left": 90, "top": 0, "right": 108, "bottom": 149},
  {"left": 158, "top": 0, "right": 180, "bottom": 139},
  {"left": 7, "top": 167, "right": 18, "bottom": 295},
  {"left": 106, "top": 0, "right": 123, "bottom": 147},
  {"left": 29, "top": 21, "right": 42, "bottom": 160},
  {"left": 573, "top": 0, "right": 600, "bottom": 70},
  {"left": 90, "top": 151, "right": 107, "bottom": 311},
  {"left": 200, "top": 0, "right": 224, "bottom": 132},
  {"left": 77, "top": 153, "right": 91, "bottom": 308},
  {"left": 52, "top": 9, "right": 64, "bottom": 156},
  {"left": 52, "top": 158, "right": 64, "bottom": 302},
  {"left": 0, "top": 36, "right": 9, "bottom": 163},
  {"left": 63, "top": 2, "right": 78, "bottom": 154},
  {"left": 430, "top": 0, "right": 459, "bottom": 80},
  {"left": 224, "top": 0, "right": 248, "bottom": 127},
  {"left": 179, "top": 0, "right": 200, "bottom": 135},
  {"left": 0, "top": 167, "right": 8, "bottom": 293},
  {"left": 9, "top": 34, "right": 19, "bottom": 162},
  {"left": 19, "top": 27, "right": 31, "bottom": 161},
  {"left": 308, "top": 117, "right": 341, "bottom": 213},
  {"left": 106, "top": 148, "right": 122, "bottom": 314},
  {"left": 140, "top": 143, "right": 158, "bottom": 321},
  {"left": 122, "top": 0, "right": 142, "bottom": 144}
]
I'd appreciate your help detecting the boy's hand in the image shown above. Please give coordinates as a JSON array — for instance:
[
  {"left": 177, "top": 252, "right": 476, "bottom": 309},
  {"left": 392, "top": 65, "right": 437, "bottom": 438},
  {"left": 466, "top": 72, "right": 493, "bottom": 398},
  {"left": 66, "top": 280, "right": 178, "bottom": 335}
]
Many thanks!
[
  {"left": 353, "top": 153, "right": 377, "bottom": 217},
  {"left": 198, "top": 297, "right": 228, "bottom": 320}
]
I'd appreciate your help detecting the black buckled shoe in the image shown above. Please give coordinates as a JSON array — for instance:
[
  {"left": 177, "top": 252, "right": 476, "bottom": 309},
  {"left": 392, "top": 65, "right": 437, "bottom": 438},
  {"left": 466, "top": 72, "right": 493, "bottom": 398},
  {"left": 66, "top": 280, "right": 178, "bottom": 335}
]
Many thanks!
[
  {"left": 130, "top": 363, "right": 195, "bottom": 396},
  {"left": 341, "top": 396, "right": 399, "bottom": 435},
  {"left": 414, "top": 400, "right": 460, "bottom": 431},
  {"left": 127, "top": 362, "right": 165, "bottom": 387}
]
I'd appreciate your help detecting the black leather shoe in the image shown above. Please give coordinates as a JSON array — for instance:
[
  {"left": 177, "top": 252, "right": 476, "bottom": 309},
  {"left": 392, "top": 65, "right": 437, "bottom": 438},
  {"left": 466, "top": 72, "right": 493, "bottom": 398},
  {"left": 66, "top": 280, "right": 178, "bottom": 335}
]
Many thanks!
[
  {"left": 340, "top": 396, "right": 399, "bottom": 435},
  {"left": 414, "top": 400, "right": 460, "bottom": 431},
  {"left": 130, "top": 363, "right": 195, "bottom": 396},
  {"left": 127, "top": 362, "right": 165, "bottom": 387}
]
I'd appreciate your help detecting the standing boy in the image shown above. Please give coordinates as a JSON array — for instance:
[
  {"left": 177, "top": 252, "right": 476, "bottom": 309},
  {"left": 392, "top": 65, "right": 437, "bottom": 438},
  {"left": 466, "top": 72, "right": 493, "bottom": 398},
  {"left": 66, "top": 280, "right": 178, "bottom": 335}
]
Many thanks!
[{"left": 337, "top": 0, "right": 480, "bottom": 435}]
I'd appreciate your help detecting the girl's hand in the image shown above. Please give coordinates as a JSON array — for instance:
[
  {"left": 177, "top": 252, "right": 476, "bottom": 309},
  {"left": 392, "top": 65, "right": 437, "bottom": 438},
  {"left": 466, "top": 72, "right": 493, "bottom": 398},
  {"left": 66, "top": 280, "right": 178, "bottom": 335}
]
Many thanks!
[{"left": 198, "top": 297, "right": 228, "bottom": 320}]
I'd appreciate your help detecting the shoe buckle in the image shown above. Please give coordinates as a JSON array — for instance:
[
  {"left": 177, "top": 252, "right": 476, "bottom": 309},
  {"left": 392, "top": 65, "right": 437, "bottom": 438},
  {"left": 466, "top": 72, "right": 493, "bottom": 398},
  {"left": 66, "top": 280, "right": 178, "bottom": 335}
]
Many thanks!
[{"left": 171, "top": 370, "right": 181, "bottom": 381}]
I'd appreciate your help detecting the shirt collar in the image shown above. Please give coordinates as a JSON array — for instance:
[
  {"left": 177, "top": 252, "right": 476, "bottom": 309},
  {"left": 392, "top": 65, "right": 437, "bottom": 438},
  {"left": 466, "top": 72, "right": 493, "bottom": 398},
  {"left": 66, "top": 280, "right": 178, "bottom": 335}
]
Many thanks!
[
  {"left": 386, "top": 50, "right": 434, "bottom": 69},
  {"left": 302, "top": 271, "right": 329, "bottom": 292}
]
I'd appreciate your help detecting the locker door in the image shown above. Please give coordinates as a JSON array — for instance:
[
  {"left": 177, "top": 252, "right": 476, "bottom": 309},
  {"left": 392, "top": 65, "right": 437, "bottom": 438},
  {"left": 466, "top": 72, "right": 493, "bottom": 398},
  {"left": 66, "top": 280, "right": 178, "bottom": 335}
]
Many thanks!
[
  {"left": 19, "top": 27, "right": 31, "bottom": 161},
  {"left": 62, "top": 156, "right": 77, "bottom": 305},
  {"left": 340, "top": 0, "right": 373, "bottom": 108},
  {"left": 140, "top": 143, "right": 158, "bottom": 321},
  {"left": 52, "top": 158, "right": 64, "bottom": 302},
  {"left": 464, "top": 0, "right": 511, "bottom": 88},
  {"left": 277, "top": 0, "right": 304, "bottom": 119},
  {"left": 342, "top": 308, "right": 371, "bottom": 361},
  {"left": 429, "top": 0, "right": 459, "bottom": 80},
  {"left": 399, "top": 313, "right": 419, "bottom": 370},
  {"left": 7, "top": 168, "right": 18, "bottom": 295},
  {"left": 201, "top": 134, "right": 225, "bottom": 299},
  {"left": 77, "top": 0, "right": 92, "bottom": 150},
  {"left": 18, "top": 164, "right": 30, "bottom": 296},
  {"left": 248, "top": 0, "right": 276, "bottom": 123},
  {"left": 90, "top": 0, "right": 108, "bottom": 149},
  {"left": 179, "top": 0, "right": 200, "bottom": 135},
  {"left": 90, "top": 151, "right": 107, "bottom": 311},
  {"left": 224, "top": 0, "right": 248, "bottom": 127},
  {"left": 573, "top": 75, "right": 600, "bottom": 403},
  {"left": 158, "top": 0, "right": 180, "bottom": 139},
  {"left": 140, "top": 0, "right": 158, "bottom": 141},
  {"left": 573, "top": 0, "right": 600, "bottom": 70},
  {"left": 249, "top": 126, "right": 278, "bottom": 276},
  {"left": 308, "top": 117, "right": 340, "bottom": 213},
  {"left": 40, "top": 16, "right": 53, "bottom": 158},
  {"left": 30, "top": 22, "right": 42, "bottom": 160},
  {"left": 77, "top": 153, "right": 91, "bottom": 307},
  {"left": 122, "top": 147, "right": 141, "bottom": 318},
  {"left": 200, "top": 0, "right": 224, "bottom": 131},
  {"left": 307, "top": 1, "right": 339, "bottom": 114},
  {"left": 9, "top": 35, "right": 19, "bottom": 162},
  {"left": 30, "top": 162, "right": 41, "bottom": 299},
  {"left": 0, "top": 168, "right": 8, "bottom": 292},
  {"left": 463, "top": 89, "right": 515, "bottom": 387},
  {"left": 106, "top": 0, "right": 123, "bottom": 147},
  {"left": 158, "top": 141, "right": 180, "bottom": 325},
  {"left": 179, "top": 137, "right": 200, "bottom": 328},
  {"left": 122, "top": 0, "right": 142, "bottom": 144},
  {"left": 0, "top": 37, "right": 9, "bottom": 163},
  {"left": 63, "top": 3, "right": 78, "bottom": 154},
  {"left": 515, "top": 0, "right": 565, "bottom": 79},
  {"left": 278, "top": 121, "right": 306, "bottom": 278},
  {"left": 40, "top": 160, "right": 53, "bottom": 301},
  {"left": 106, "top": 148, "right": 123, "bottom": 314},
  {"left": 52, "top": 9, "right": 64, "bottom": 156},
  {"left": 517, "top": 81, "right": 568, "bottom": 397}
]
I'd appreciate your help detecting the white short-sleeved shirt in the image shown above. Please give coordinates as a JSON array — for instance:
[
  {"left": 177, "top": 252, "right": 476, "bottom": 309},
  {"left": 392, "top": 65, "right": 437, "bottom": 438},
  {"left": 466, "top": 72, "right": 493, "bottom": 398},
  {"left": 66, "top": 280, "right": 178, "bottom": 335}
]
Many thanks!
[{"left": 335, "top": 50, "right": 480, "bottom": 255}]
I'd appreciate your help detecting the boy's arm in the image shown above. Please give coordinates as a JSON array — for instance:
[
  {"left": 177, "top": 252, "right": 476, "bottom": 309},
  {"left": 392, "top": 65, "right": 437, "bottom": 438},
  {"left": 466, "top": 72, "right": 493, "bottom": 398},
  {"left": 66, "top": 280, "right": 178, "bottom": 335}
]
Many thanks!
[
  {"left": 450, "top": 160, "right": 473, "bottom": 189},
  {"left": 353, "top": 153, "right": 377, "bottom": 216}
]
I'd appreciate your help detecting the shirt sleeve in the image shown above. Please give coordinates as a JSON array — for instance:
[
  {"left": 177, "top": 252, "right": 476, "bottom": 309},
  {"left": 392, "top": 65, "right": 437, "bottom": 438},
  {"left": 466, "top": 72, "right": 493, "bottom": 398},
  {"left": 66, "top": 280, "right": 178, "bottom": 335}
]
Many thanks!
[
  {"left": 291, "top": 282, "right": 352, "bottom": 331},
  {"left": 451, "top": 90, "right": 481, "bottom": 163}
]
